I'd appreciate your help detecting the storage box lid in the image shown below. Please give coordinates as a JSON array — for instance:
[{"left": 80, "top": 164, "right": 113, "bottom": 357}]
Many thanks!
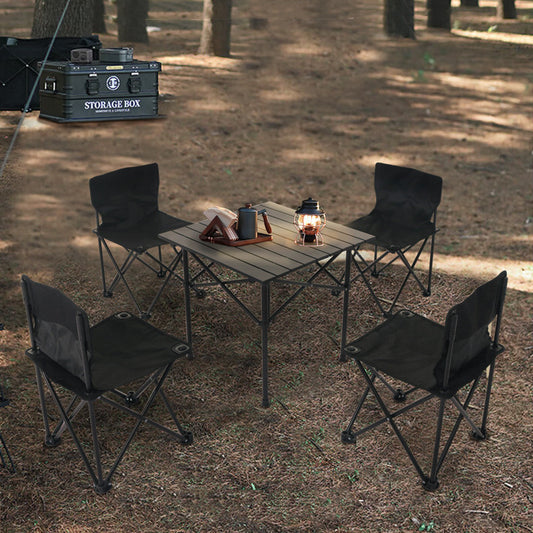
[{"left": 38, "top": 60, "right": 161, "bottom": 73}]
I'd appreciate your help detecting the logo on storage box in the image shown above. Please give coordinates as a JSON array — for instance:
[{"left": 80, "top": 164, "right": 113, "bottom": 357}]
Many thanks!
[
  {"left": 84, "top": 98, "right": 142, "bottom": 113},
  {"left": 106, "top": 75, "right": 120, "bottom": 91}
]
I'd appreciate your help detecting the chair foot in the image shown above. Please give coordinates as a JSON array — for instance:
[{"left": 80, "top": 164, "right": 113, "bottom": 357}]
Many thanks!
[
  {"left": 423, "top": 290, "right": 431, "bottom": 297},
  {"left": 470, "top": 429, "right": 486, "bottom": 441},
  {"left": 94, "top": 480, "right": 112, "bottom": 494},
  {"left": 341, "top": 430, "right": 356, "bottom": 444},
  {"left": 422, "top": 477, "right": 439, "bottom": 491},
  {"left": 157, "top": 271, "right": 166, "bottom": 279},
  {"left": 140, "top": 312, "right": 151, "bottom": 320},
  {"left": 331, "top": 288, "right": 341, "bottom": 297},
  {"left": 103, "top": 291, "right": 113, "bottom": 298},
  {"left": 194, "top": 289, "right": 206, "bottom": 299},
  {"left": 393, "top": 389, "right": 407, "bottom": 402},
  {"left": 180, "top": 431, "right": 194, "bottom": 445},
  {"left": 125, "top": 392, "right": 140, "bottom": 405},
  {"left": 45, "top": 435, "right": 61, "bottom": 447}
]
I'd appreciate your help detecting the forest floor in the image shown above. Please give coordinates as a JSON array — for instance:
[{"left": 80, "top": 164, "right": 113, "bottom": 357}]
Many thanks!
[{"left": 0, "top": 0, "right": 532, "bottom": 532}]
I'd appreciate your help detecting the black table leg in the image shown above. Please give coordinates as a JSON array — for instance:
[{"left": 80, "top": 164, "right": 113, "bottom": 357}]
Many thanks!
[
  {"left": 261, "top": 281, "right": 271, "bottom": 407},
  {"left": 340, "top": 249, "right": 352, "bottom": 362},
  {"left": 182, "top": 250, "right": 193, "bottom": 359}
]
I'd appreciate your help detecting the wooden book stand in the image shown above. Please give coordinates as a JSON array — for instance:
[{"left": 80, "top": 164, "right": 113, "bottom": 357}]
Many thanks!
[{"left": 199, "top": 216, "right": 272, "bottom": 246}]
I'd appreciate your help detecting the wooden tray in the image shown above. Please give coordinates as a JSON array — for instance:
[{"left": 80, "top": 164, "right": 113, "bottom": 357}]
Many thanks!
[{"left": 200, "top": 232, "right": 273, "bottom": 246}]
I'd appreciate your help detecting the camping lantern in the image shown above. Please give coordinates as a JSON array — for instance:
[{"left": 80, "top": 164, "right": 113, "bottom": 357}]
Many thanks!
[{"left": 294, "top": 197, "right": 326, "bottom": 245}]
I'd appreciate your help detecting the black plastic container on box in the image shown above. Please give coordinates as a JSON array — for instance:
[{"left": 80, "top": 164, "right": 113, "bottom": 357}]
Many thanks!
[
  {"left": 99, "top": 47, "right": 134, "bottom": 63},
  {"left": 38, "top": 59, "right": 161, "bottom": 123}
]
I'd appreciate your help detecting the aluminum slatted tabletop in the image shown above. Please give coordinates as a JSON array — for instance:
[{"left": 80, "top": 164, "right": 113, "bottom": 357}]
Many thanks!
[{"left": 160, "top": 201, "right": 373, "bottom": 407}]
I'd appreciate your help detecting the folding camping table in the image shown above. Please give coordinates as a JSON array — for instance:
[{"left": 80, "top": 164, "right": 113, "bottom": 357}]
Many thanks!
[{"left": 159, "top": 201, "right": 373, "bottom": 407}]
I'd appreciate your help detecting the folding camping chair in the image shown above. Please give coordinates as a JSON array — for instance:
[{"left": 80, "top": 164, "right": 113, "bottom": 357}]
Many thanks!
[
  {"left": 341, "top": 271, "right": 507, "bottom": 490},
  {"left": 347, "top": 162, "right": 442, "bottom": 316},
  {"left": 0, "top": 380, "right": 15, "bottom": 471},
  {"left": 89, "top": 162, "right": 191, "bottom": 319},
  {"left": 21, "top": 275, "right": 193, "bottom": 494}
]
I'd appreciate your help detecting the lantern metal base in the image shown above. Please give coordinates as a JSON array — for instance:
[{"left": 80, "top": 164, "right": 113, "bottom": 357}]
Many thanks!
[{"left": 295, "top": 232, "right": 324, "bottom": 246}]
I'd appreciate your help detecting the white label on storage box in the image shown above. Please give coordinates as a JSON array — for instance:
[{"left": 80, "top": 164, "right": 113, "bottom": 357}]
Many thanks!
[{"left": 84, "top": 98, "right": 141, "bottom": 112}]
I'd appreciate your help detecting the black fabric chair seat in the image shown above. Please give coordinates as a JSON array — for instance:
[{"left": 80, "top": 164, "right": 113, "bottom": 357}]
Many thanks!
[
  {"left": 348, "top": 311, "right": 444, "bottom": 392},
  {"left": 90, "top": 312, "right": 189, "bottom": 390},
  {"left": 348, "top": 214, "right": 436, "bottom": 251},
  {"left": 96, "top": 211, "right": 189, "bottom": 254}
]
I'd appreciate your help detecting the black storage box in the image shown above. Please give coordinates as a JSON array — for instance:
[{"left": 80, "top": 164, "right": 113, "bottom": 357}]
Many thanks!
[
  {"left": 0, "top": 35, "right": 101, "bottom": 111},
  {"left": 38, "top": 59, "right": 161, "bottom": 123}
]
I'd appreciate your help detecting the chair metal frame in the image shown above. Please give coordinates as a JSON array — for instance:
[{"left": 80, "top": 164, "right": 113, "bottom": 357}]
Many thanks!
[
  {"left": 351, "top": 214, "right": 438, "bottom": 316},
  {"left": 94, "top": 221, "right": 185, "bottom": 319},
  {"left": 31, "top": 356, "right": 190, "bottom": 494},
  {"left": 341, "top": 272, "right": 507, "bottom": 490}
]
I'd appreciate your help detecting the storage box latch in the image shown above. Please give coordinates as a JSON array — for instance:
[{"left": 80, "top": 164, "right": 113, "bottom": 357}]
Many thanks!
[
  {"left": 86, "top": 74, "right": 100, "bottom": 95},
  {"left": 43, "top": 76, "right": 57, "bottom": 93},
  {"left": 128, "top": 72, "right": 142, "bottom": 94}
]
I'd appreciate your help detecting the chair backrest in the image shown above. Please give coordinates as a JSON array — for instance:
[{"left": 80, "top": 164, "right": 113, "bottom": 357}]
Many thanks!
[
  {"left": 89, "top": 162, "right": 160, "bottom": 229},
  {"left": 372, "top": 162, "right": 443, "bottom": 227},
  {"left": 21, "top": 275, "right": 92, "bottom": 388},
  {"left": 435, "top": 271, "right": 507, "bottom": 392}
]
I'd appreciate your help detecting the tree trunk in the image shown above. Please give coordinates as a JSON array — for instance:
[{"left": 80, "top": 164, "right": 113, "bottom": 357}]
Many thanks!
[
  {"left": 460, "top": 0, "right": 479, "bottom": 6},
  {"left": 116, "top": 0, "right": 149, "bottom": 43},
  {"left": 93, "top": 0, "right": 106, "bottom": 34},
  {"left": 383, "top": 0, "right": 415, "bottom": 39},
  {"left": 427, "top": 0, "right": 451, "bottom": 30},
  {"left": 31, "top": 0, "right": 95, "bottom": 38},
  {"left": 198, "top": 0, "right": 232, "bottom": 57},
  {"left": 497, "top": 0, "right": 517, "bottom": 19}
]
